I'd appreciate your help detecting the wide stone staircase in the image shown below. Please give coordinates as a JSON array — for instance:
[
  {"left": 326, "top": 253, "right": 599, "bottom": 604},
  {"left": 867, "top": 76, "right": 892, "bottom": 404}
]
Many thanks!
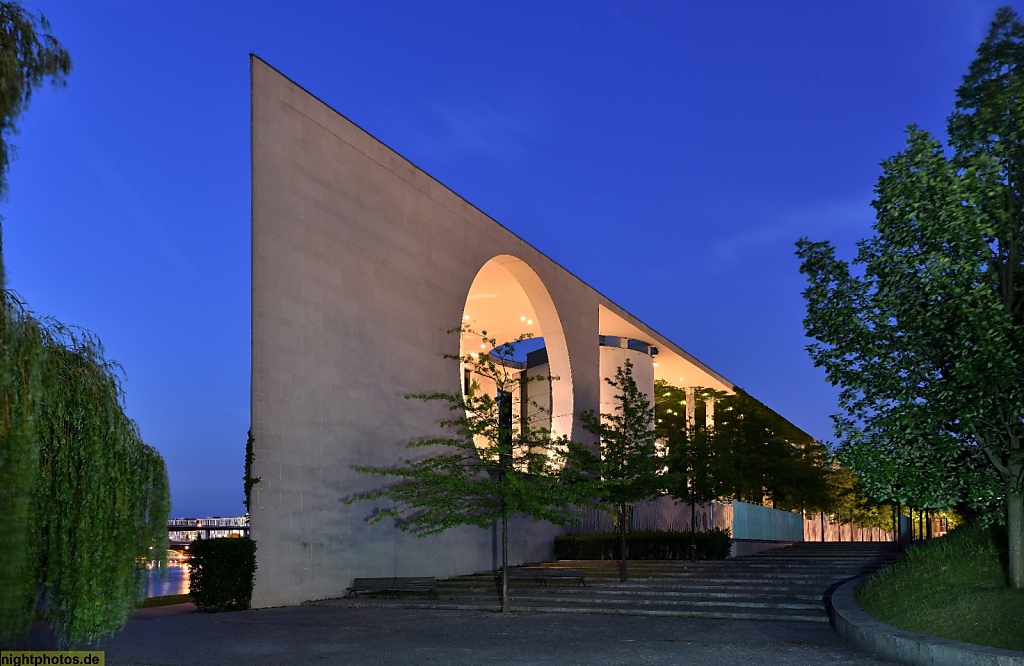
[{"left": 317, "top": 542, "right": 902, "bottom": 623}]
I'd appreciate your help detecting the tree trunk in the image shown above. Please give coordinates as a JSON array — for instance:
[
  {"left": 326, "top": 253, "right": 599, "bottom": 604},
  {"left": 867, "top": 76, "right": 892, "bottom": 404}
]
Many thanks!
[
  {"left": 1008, "top": 490, "right": 1023, "bottom": 589},
  {"left": 501, "top": 505, "right": 509, "bottom": 612},
  {"left": 820, "top": 511, "right": 825, "bottom": 543},
  {"left": 619, "top": 503, "right": 628, "bottom": 582},
  {"left": 689, "top": 500, "right": 696, "bottom": 562},
  {"left": 497, "top": 391, "right": 512, "bottom": 612}
]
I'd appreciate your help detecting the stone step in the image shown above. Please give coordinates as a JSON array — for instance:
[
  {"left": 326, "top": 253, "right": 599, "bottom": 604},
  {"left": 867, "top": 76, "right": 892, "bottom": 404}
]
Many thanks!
[
  {"left": 331, "top": 543, "right": 904, "bottom": 624},
  {"left": 439, "top": 570, "right": 879, "bottom": 591},
  {"left": 551, "top": 561, "right": 883, "bottom": 571},
  {"left": 553, "top": 558, "right": 895, "bottom": 568},
  {"left": 325, "top": 598, "right": 830, "bottom": 623},
  {"left": 440, "top": 590, "right": 824, "bottom": 611},
  {"left": 440, "top": 592, "right": 823, "bottom": 613},
  {"left": 575, "top": 584, "right": 826, "bottom": 599}
]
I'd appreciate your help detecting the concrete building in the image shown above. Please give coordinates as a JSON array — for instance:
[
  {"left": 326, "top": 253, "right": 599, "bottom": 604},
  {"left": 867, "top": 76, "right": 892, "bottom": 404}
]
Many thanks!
[{"left": 250, "top": 56, "right": 744, "bottom": 608}]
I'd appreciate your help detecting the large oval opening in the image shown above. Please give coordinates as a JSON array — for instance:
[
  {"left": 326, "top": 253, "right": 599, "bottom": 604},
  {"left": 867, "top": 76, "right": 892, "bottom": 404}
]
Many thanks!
[{"left": 461, "top": 255, "right": 574, "bottom": 444}]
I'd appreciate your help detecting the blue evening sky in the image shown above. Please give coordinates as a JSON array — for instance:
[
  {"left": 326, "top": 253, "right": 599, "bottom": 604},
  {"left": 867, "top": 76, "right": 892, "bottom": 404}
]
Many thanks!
[{"left": 3, "top": 1, "right": 1017, "bottom": 517}]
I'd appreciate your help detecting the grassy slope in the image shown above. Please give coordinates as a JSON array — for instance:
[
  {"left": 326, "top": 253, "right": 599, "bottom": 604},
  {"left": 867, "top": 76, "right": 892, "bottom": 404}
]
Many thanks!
[{"left": 857, "top": 523, "right": 1024, "bottom": 652}]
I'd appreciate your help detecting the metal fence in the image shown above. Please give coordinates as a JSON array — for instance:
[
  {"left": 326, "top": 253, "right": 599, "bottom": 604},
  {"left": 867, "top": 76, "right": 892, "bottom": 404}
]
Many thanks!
[{"left": 564, "top": 497, "right": 724, "bottom": 534}]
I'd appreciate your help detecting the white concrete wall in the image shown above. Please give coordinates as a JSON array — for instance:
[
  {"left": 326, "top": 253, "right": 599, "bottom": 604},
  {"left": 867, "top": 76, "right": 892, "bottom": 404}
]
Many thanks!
[
  {"left": 731, "top": 500, "right": 804, "bottom": 542},
  {"left": 249, "top": 56, "right": 743, "bottom": 607},
  {"left": 250, "top": 57, "right": 592, "bottom": 607}
]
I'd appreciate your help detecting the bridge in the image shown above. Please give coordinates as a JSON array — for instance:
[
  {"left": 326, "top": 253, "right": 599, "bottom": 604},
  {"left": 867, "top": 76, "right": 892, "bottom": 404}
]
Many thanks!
[{"left": 167, "top": 516, "right": 249, "bottom": 551}]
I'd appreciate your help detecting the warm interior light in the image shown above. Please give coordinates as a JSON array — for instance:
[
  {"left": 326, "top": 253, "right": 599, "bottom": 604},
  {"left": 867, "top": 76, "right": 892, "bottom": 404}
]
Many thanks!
[{"left": 527, "top": 319, "right": 533, "bottom": 325}]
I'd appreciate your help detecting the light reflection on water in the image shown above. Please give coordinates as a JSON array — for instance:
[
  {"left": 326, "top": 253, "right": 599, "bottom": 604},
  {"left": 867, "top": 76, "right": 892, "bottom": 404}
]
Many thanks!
[{"left": 144, "top": 561, "right": 190, "bottom": 598}]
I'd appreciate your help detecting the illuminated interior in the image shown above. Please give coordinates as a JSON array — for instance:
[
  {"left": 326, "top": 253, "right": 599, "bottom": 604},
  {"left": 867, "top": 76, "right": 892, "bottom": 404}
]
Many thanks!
[
  {"left": 461, "top": 255, "right": 574, "bottom": 443},
  {"left": 598, "top": 305, "right": 731, "bottom": 393},
  {"left": 459, "top": 258, "right": 733, "bottom": 456}
]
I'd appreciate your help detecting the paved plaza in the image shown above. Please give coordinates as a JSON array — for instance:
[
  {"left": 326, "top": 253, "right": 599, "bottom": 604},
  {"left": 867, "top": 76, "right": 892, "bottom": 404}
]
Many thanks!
[{"left": 25, "top": 602, "right": 898, "bottom": 666}]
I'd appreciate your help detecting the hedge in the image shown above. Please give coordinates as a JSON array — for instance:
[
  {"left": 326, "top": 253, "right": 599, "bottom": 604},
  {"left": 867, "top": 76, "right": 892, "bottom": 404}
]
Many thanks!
[
  {"left": 555, "top": 529, "right": 731, "bottom": 560},
  {"left": 188, "top": 538, "right": 257, "bottom": 611}
]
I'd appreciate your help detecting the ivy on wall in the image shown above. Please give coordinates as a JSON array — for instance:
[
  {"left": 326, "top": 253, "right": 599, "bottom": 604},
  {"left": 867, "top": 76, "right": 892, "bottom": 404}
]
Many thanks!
[{"left": 243, "top": 428, "right": 259, "bottom": 513}]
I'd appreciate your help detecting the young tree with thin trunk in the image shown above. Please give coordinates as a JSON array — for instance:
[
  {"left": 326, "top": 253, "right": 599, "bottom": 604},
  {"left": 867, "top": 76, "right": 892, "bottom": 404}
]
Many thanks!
[
  {"left": 797, "top": 6, "right": 1024, "bottom": 588},
  {"left": 349, "top": 329, "right": 587, "bottom": 612},
  {"left": 577, "top": 359, "right": 660, "bottom": 581},
  {"left": 655, "top": 381, "right": 732, "bottom": 560}
]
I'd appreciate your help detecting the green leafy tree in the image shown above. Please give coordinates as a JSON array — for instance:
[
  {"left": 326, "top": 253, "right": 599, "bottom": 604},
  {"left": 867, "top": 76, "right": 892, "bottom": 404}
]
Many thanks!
[
  {"left": 655, "top": 381, "right": 733, "bottom": 559},
  {"left": 0, "top": 292, "right": 45, "bottom": 644},
  {"left": 349, "top": 329, "right": 587, "bottom": 612},
  {"left": 797, "top": 6, "right": 1024, "bottom": 588},
  {"left": 772, "top": 438, "right": 834, "bottom": 515},
  {"left": 577, "top": 359, "right": 661, "bottom": 581},
  {"left": 1, "top": 305, "right": 170, "bottom": 647},
  {"left": 826, "top": 465, "right": 896, "bottom": 539},
  {"left": 709, "top": 389, "right": 822, "bottom": 509},
  {"left": 0, "top": 2, "right": 70, "bottom": 205}
]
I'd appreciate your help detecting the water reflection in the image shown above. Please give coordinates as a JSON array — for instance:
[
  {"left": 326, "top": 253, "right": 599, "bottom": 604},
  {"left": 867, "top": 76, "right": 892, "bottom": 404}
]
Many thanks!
[{"left": 144, "top": 560, "right": 190, "bottom": 598}]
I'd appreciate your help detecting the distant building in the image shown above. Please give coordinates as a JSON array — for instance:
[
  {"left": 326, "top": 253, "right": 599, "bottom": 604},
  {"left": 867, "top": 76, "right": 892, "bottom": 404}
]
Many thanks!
[{"left": 168, "top": 516, "right": 249, "bottom": 543}]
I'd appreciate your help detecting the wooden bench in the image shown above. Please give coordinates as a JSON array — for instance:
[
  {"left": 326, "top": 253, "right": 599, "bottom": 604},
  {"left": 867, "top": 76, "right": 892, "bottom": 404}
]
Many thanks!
[
  {"left": 506, "top": 568, "right": 586, "bottom": 587},
  {"left": 346, "top": 576, "right": 438, "bottom": 598}
]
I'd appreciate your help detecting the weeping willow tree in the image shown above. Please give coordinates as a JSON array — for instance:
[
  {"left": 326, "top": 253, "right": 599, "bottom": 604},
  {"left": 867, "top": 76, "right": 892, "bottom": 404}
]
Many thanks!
[
  {"left": 0, "top": 4, "right": 168, "bottom": 648},
  {"left": 0, "top": 290, "right": 46, "bottom": 644},
  {"left": 0, "top": 293, "right": 170, "bottom": 648}
]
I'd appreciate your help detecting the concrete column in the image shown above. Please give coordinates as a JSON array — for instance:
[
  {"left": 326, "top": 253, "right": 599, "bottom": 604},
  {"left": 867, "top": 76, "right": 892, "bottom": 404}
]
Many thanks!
[{"left": 685, "top": 387, "right": 695, "bottom": 430}]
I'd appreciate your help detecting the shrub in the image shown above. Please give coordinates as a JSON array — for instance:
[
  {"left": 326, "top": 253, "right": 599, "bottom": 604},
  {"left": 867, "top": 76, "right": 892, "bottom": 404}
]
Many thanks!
[
  {"left": 188, "top": 538, "right": 257, "bottom": 611},
  {"left": 555, "top": 529, "right": 731, "bottom": 560}
]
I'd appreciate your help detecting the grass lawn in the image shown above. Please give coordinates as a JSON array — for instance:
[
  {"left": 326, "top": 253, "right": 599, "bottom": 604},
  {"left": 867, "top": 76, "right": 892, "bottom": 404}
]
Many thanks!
[{"left": 856, "top": 523, "right": 1024, "bottom": 652}]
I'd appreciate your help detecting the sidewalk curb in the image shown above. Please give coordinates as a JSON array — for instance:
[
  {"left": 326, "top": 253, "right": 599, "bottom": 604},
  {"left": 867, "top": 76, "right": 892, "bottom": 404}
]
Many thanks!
[{"left": 830, "top": 576, "right": 1024, "bottom": 666}]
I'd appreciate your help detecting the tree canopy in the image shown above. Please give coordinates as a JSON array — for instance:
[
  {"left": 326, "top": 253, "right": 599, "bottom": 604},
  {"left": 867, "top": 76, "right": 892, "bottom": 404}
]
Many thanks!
[
  {"left": 1, "top": 297, "right": 170, "bottom": 647},
  {"left": 655, "top": 383, "right": 731, "bottom": 504},
  {"left": 797, "top": 6, "right": 1024, "bottom": 587},
  {"left": 0, "top": 2, "right": 70, "bottom": 201},
  {"left": 655, "top": 382, "right": 830, "bottom": 513}
]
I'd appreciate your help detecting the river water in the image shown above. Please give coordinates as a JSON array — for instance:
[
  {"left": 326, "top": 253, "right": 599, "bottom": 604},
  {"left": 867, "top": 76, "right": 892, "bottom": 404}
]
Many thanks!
[{"left": 144, "top": 561, "right": 190, "bottom": 598}]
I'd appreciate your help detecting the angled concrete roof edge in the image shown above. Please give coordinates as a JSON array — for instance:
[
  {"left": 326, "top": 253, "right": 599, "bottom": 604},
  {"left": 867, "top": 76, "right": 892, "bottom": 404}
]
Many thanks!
[{"left": 249, "top": 53, "right": 739, "bottom": 394}]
